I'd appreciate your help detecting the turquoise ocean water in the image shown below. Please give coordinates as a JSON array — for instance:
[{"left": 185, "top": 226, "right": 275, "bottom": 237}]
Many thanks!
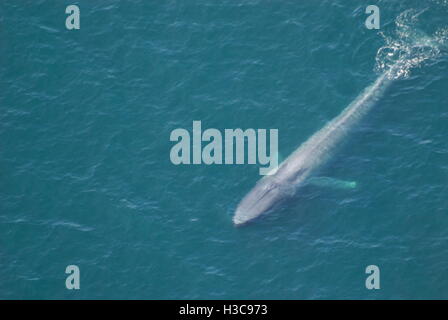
[{"left": 1, "top": 0, "right": 448, "bottom": 299}]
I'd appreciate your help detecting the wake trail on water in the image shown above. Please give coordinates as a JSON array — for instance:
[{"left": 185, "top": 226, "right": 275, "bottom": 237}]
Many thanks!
[{"left": 375, "top": 9, "right": 448, "bottom": 80}]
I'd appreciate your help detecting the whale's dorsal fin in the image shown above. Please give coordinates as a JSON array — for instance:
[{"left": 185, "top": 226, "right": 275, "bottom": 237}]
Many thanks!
[{"left": 306, "top": 176, "right": 357, "bottom": 190}]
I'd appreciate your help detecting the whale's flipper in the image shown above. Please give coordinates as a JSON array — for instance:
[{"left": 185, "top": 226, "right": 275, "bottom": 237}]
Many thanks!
[{"left": 306, "top": 177, "right": 357, "bottom": 190}]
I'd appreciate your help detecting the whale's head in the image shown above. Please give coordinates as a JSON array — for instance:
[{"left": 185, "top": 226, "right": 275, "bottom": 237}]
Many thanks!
[{"left": 233, "top": 177, "right": 293, "bottom": 226}]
